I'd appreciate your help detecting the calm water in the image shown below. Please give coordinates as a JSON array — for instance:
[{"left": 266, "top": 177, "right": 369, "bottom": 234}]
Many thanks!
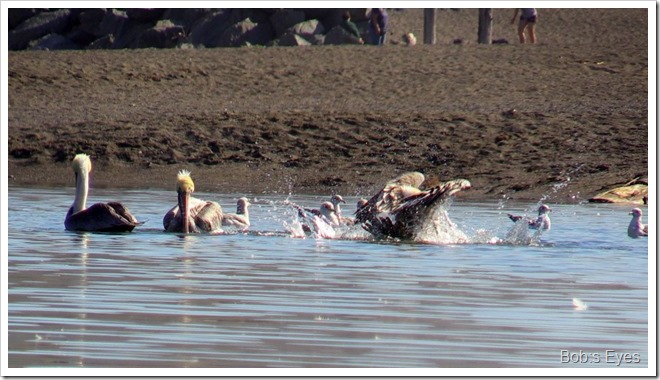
[{"left": 7, "top": 187, "right": 649, "bottom": 370}]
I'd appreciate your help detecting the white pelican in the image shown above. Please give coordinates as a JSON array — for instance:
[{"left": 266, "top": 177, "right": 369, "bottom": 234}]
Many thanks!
[
  {"left": 222, "top": 197, "right": 251, "bottom": 231},
  {"left": 628, "top": 208, "right": 648, "bottom": 238},
  {"left": 507, "top": 204, "right": 552, "bottom": 231},
  {"left": 163, "top": 170, "right": 223, "bottom": 233},
  {"left": 64, "top": 153, "right": 142, "bottom": 232},
  {"left": 357, "top": 171, "right": 471, "bottom": 240}
]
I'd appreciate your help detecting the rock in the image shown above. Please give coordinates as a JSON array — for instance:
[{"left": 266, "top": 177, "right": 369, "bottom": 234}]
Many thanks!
[
  {"left": 217, "top": 18, "right": 274, "bottom": 47},
  {"left": 588, "top": 177, "right": 648, "bottom": 204},
  {"left": 78, "top": 8, "right": 108, "bottom": 37},
  {"left": 8, "top": 8, "right": 42, "bottom": 29},
  {"left": 125, "top": 8, "right": 164, "bottom": 22},
  {"left": 132, "top": 20, "right": 185, "bottom": 49},
  {"left": 270, "top": 9, "right": 306, "bottom": 37},
  {"left": 188, "top": 9, "right": 233, "bottom": 47},
  {"left": 287, "top": 19, "right": 325, "bottom": 39},
  {"left": 275, "top": 32, "right": 312, "bottom": 47},
  {"left": 87, "top": 34, "right": 115, "bottom": 49},
  {"left": 29, "top": 33, "right": 80, "bottom": 50},
  {"left": 9, "top": 9, "right": 76, "bottom": 50},
  {"left": 324, "top": 25, "right": 361, "bottom": 45}
]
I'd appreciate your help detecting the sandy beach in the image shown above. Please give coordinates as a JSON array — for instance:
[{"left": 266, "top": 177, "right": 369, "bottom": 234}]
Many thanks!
[{"left": 7, "top": 8, "right": 649, "bottom": 203}]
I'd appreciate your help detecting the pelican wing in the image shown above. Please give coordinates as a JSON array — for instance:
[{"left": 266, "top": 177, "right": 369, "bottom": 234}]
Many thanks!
[
  {"left": 193, "top": 201, "right": 223, "bottom": 232},
  {"left": 65, "top": 202, "right": 141, "bottom": 232},
  {"left": 355, "top": 172, "right": 426, "bottom": 223},
  {"left": 363, "top": 179, "right": 471, "bottom": 240}
]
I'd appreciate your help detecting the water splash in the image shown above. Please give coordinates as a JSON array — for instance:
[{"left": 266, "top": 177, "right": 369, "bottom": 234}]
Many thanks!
[{"left": 411, "top": 204, "right": 470, "bottom": 245}]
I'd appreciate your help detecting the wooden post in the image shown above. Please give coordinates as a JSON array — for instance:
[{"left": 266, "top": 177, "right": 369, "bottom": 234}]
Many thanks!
[
  {"left": 423, "top": 8, "right": 436, "bottom": 44},
  {"left": 478, "top": 8, "right": 493, "bottom": 44}
]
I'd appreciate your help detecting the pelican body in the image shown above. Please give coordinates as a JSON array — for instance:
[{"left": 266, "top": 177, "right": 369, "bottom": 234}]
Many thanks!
[
  {"left": 163, "top": 170, "right": 223, "bottom": 233},
  {"left": 222, "top": 197, "right": 251, "bottom": 231},
  {"left": 64, "top": 154, "right": 141, "bottom": 232},
  {"left": 628, "top": 208, "right": 648, "bottom": 238},
  {"left": 357, "top": 172, "right": 471, "bottom": 240}
]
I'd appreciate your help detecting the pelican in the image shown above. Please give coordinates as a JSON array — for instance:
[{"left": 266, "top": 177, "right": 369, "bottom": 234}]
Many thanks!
[
  {"left": 357, "top": 171, "right": 471, "bottom": 240},
  {"left": 507, "top": 204, "right": 552, "bottom": 231},
  {"left": 64, "top": 153, "right": 142, "bottom": 232},
  {"left": 163, "top": 170, "right": 223, "bottom": 233},
  {"left": 628, "top": 208, "right": 648, "bottom": 238},
  {"left": 222, "top": 197, "right": 251, "bottom": 231}
]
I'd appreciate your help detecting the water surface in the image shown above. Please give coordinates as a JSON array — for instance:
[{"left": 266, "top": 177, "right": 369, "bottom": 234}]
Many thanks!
[{"left": 7, "top": 187, "right": 649, "bottom": 369}]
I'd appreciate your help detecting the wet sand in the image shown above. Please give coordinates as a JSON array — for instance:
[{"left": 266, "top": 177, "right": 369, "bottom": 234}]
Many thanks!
[{"left": 7, "top": 8, "right": 648, "bottom": 202}]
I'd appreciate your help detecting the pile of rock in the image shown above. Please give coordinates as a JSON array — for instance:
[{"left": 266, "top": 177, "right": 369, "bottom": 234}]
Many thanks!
[{"left": 8, "top": 8, "right": 369, "bottom": 50}]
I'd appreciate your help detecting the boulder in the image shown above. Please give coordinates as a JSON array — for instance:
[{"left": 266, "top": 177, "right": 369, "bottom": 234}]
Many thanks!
[
  {"left": 8, "top": 8, "right": 42, "bottom": 29},
  {"left": 588, "top": 177, "right": 648, "bottom": 204},
  {"left": 28, "top": 33, "right": 80, "bottom": 50},
  {"left": 86, "top": 34, "right": 115, "bottom": 49},
  {"left": 125, "top": 8, "right": 164, "bottom": 22},
  {"left": 132, "top": 20, "right": 185, "bottom": 48},
  {"left": 9, "top": 9, "right": 76, "bottom": 50},
  {"left": 217, "top": 18, "right": 274, "bottom": 47},
  {"left": 324, "top": 25, "right": 361, "bottom": 45},
  {"left": 161, "top": 8, "right": 215, "bottom": 34},
  {"left": 270, "top": 9, "right": 305, "bottom": 37},
  {"left": 78, "top": 8, "right": 108, "bottom": 36},
  {"left": 275, "top": 32, "right": 312, "bottom": 47},
  {"left": 287, "top": 19, "right": 325, "bottom": 39},
  {"left": 188, "top": 9, "right": 234, "bottom": 47}
]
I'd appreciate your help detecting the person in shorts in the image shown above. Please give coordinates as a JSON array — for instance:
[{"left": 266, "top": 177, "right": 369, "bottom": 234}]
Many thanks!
[{"left": 511, "top": 8, "right": 537, "bottom": 43}]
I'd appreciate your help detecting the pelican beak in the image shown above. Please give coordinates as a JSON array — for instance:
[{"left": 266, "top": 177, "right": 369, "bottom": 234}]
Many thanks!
[{"left": 178, "top": 190, "right": 191, "bottom": 233}]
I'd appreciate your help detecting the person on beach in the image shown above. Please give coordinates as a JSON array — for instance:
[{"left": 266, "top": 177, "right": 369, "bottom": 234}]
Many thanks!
[
  {"left": 340, "top": 10, "right": 364, "bottom": 44},
  {"left": 511, "top": 8, "right": 537, "bottom": 43},
  {"left": 368, "top": 8, "right": 388, "bottom": 45}
]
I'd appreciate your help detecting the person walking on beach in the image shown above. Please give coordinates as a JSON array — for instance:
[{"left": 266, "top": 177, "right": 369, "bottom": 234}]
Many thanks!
[
  {"left": 340, "top": 11, "right": 364, "bottom": 44},
  {"left": 368, "top": 8, "right": 388, "bottom": 45},
  {"left": 511, "top": 8, "right": 537, "bottom": 43}
]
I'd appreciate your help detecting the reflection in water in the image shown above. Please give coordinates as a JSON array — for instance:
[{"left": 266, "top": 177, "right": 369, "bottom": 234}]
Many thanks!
[{"left": 7, "top": 188, "right": 649, "bottom": 370}]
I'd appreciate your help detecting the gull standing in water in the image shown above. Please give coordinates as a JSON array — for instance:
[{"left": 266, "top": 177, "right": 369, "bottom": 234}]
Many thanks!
[
  {"left": 64, "top": 153, "right": 142, "bottom": 232},
  {"left": 163, "top": 170, "right": 223, "bottom": 233},
  {"left": 222, "top": 197, "right": 251, "bottom": 231},
  {"left": 507, "top": 204, "right": 552, "bottom": 231},
  {"left": 628, "top": 208, "right": 648, "bottom": 238}
]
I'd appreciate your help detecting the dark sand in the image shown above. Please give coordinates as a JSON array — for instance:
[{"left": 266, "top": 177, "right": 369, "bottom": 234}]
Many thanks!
[{"left": 8, "top": 8, "right": 649, "bottom": 202}]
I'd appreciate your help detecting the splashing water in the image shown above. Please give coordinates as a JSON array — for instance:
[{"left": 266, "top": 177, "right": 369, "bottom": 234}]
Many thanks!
[{"left": 412, "top": 204, "right": 470, "bottom": 245}]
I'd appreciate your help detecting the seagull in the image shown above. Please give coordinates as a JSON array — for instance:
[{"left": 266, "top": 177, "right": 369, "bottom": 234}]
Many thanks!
[
  {"left": 222, "top": 197, "right": 251, "bottom": 231},
  {"left": 64, "top": 153, "right": 142, "bottom": 232},
  {"left": 163, "top": 170, "right": 223, "bottom": 233},
  {"left": 287, "top": 201, "right": 339, "bottom": 238},
  {"left": 356, "top": 171, "right": 471, "bottom": 240},
  {"left": 305, "top": 194, "right": 346, "bottom": 217},
  {"left": 507, "top": 204, "right": 552, "bottom": 231},
  {"left": 628, "top": 208, "right": 648, "bottom": 238}
]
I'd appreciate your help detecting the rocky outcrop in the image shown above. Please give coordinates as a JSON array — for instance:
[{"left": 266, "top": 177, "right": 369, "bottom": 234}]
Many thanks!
[{"left": 8, "top": 8, "right": 372, "bottom": 50}]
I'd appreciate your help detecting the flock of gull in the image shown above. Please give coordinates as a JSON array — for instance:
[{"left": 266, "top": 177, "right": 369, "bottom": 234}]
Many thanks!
[{"left": 64, "top": 154, "right": 648, "bottom": 242}]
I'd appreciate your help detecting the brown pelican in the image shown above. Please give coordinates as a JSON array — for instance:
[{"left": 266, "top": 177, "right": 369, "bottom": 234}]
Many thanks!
[
  {"left": 357, "top": 171, "right": 471, "bottom": 240},
  {"left": 64, "top": 153, "right": 142, "bottom": 232},
  {"left": 628, "top": 208, "right": 648, "bottom": 238},
  {"left": 222, "top": 197, "right": 251, "bottom": 231},
  {"left": 507, "top": 204, "right": 552, "bottom": 231},
  {"left": 163, "top": 170, "right": 223, "bottom": 233}
]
